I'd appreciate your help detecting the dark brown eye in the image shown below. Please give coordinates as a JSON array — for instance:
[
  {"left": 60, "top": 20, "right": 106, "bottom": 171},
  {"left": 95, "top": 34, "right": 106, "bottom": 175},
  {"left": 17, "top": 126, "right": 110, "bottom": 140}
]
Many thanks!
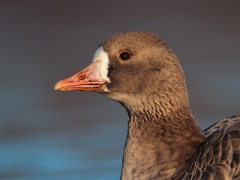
[{"left": 119, "top": 51, "right": 131, "bottom": 61}]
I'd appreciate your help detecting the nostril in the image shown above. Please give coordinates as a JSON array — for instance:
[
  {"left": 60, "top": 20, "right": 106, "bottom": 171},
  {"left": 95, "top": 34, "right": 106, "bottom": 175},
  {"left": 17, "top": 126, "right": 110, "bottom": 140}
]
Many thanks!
[{"left": 75, "top": 73, "right": 87, "bottom": 81}]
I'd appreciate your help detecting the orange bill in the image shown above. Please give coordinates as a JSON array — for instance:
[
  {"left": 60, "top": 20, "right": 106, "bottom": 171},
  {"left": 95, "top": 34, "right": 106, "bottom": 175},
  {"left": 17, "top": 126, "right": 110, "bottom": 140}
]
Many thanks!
[{"left": 54, "top": 61, "right": 107, "bottom": 91}]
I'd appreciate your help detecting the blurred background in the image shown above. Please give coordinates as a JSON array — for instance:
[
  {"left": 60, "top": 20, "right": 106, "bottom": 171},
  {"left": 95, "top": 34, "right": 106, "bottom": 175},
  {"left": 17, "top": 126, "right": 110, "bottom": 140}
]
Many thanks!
[{"left": 1, "top": 0, "right": 240, "bottom": 179}]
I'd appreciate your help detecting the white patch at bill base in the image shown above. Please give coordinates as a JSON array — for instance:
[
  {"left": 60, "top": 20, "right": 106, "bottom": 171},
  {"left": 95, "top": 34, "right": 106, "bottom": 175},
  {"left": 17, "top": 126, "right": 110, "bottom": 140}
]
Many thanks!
[{"left": 92, "top": 46, "right": 111, "bottom": 83}]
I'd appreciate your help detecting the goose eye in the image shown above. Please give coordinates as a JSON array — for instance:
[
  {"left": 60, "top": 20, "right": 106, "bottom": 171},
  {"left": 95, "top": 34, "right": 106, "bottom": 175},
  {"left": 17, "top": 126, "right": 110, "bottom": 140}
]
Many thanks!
[{"left": 119, "top": 51, "right": 131, "bottom": 61}]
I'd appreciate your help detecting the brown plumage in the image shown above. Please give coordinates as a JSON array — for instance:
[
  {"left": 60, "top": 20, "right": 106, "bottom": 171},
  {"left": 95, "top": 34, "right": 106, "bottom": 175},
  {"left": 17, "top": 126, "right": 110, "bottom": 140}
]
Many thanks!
[{"left": 54, "top": 31, "right": 240, "bottom": 179}]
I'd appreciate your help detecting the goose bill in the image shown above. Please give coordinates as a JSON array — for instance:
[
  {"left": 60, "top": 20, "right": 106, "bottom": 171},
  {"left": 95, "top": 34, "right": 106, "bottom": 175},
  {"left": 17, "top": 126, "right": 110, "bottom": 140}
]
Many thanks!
[{"left": 54, "top": 61, "right": 107, "bottom": 91}]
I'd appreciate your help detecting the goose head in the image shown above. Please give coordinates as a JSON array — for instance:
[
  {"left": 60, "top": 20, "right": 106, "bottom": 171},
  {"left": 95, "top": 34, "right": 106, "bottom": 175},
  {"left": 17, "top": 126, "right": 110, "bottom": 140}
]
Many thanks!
[{"left": 55, "top": 31, "right": 189, "bottom": 116}]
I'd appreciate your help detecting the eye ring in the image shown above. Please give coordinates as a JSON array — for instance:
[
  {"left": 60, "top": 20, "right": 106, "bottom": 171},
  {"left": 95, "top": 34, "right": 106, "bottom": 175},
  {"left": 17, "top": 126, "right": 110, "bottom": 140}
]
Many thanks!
[{"left": 119, "top": 51, "right": 131, "bottom": 61}]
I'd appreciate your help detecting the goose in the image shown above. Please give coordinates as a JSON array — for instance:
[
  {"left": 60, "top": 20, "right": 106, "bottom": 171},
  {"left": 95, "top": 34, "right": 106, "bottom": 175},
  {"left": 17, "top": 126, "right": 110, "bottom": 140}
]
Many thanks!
[{"left": 54, "top": 31, "right": 240, "bottom": 179}]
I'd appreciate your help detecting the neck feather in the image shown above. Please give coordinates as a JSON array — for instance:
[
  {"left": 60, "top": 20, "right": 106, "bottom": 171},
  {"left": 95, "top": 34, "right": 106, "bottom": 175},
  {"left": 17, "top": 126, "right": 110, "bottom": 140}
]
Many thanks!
[{"left": 121, "top": 104, "right": 205, "bottom": 179}]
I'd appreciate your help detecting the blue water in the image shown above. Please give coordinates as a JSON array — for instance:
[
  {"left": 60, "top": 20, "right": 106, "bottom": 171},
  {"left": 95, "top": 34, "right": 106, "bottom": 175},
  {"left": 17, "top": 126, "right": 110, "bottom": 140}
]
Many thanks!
[{"left": 0, "top": 122, "right": 125, "bottom": 180}]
